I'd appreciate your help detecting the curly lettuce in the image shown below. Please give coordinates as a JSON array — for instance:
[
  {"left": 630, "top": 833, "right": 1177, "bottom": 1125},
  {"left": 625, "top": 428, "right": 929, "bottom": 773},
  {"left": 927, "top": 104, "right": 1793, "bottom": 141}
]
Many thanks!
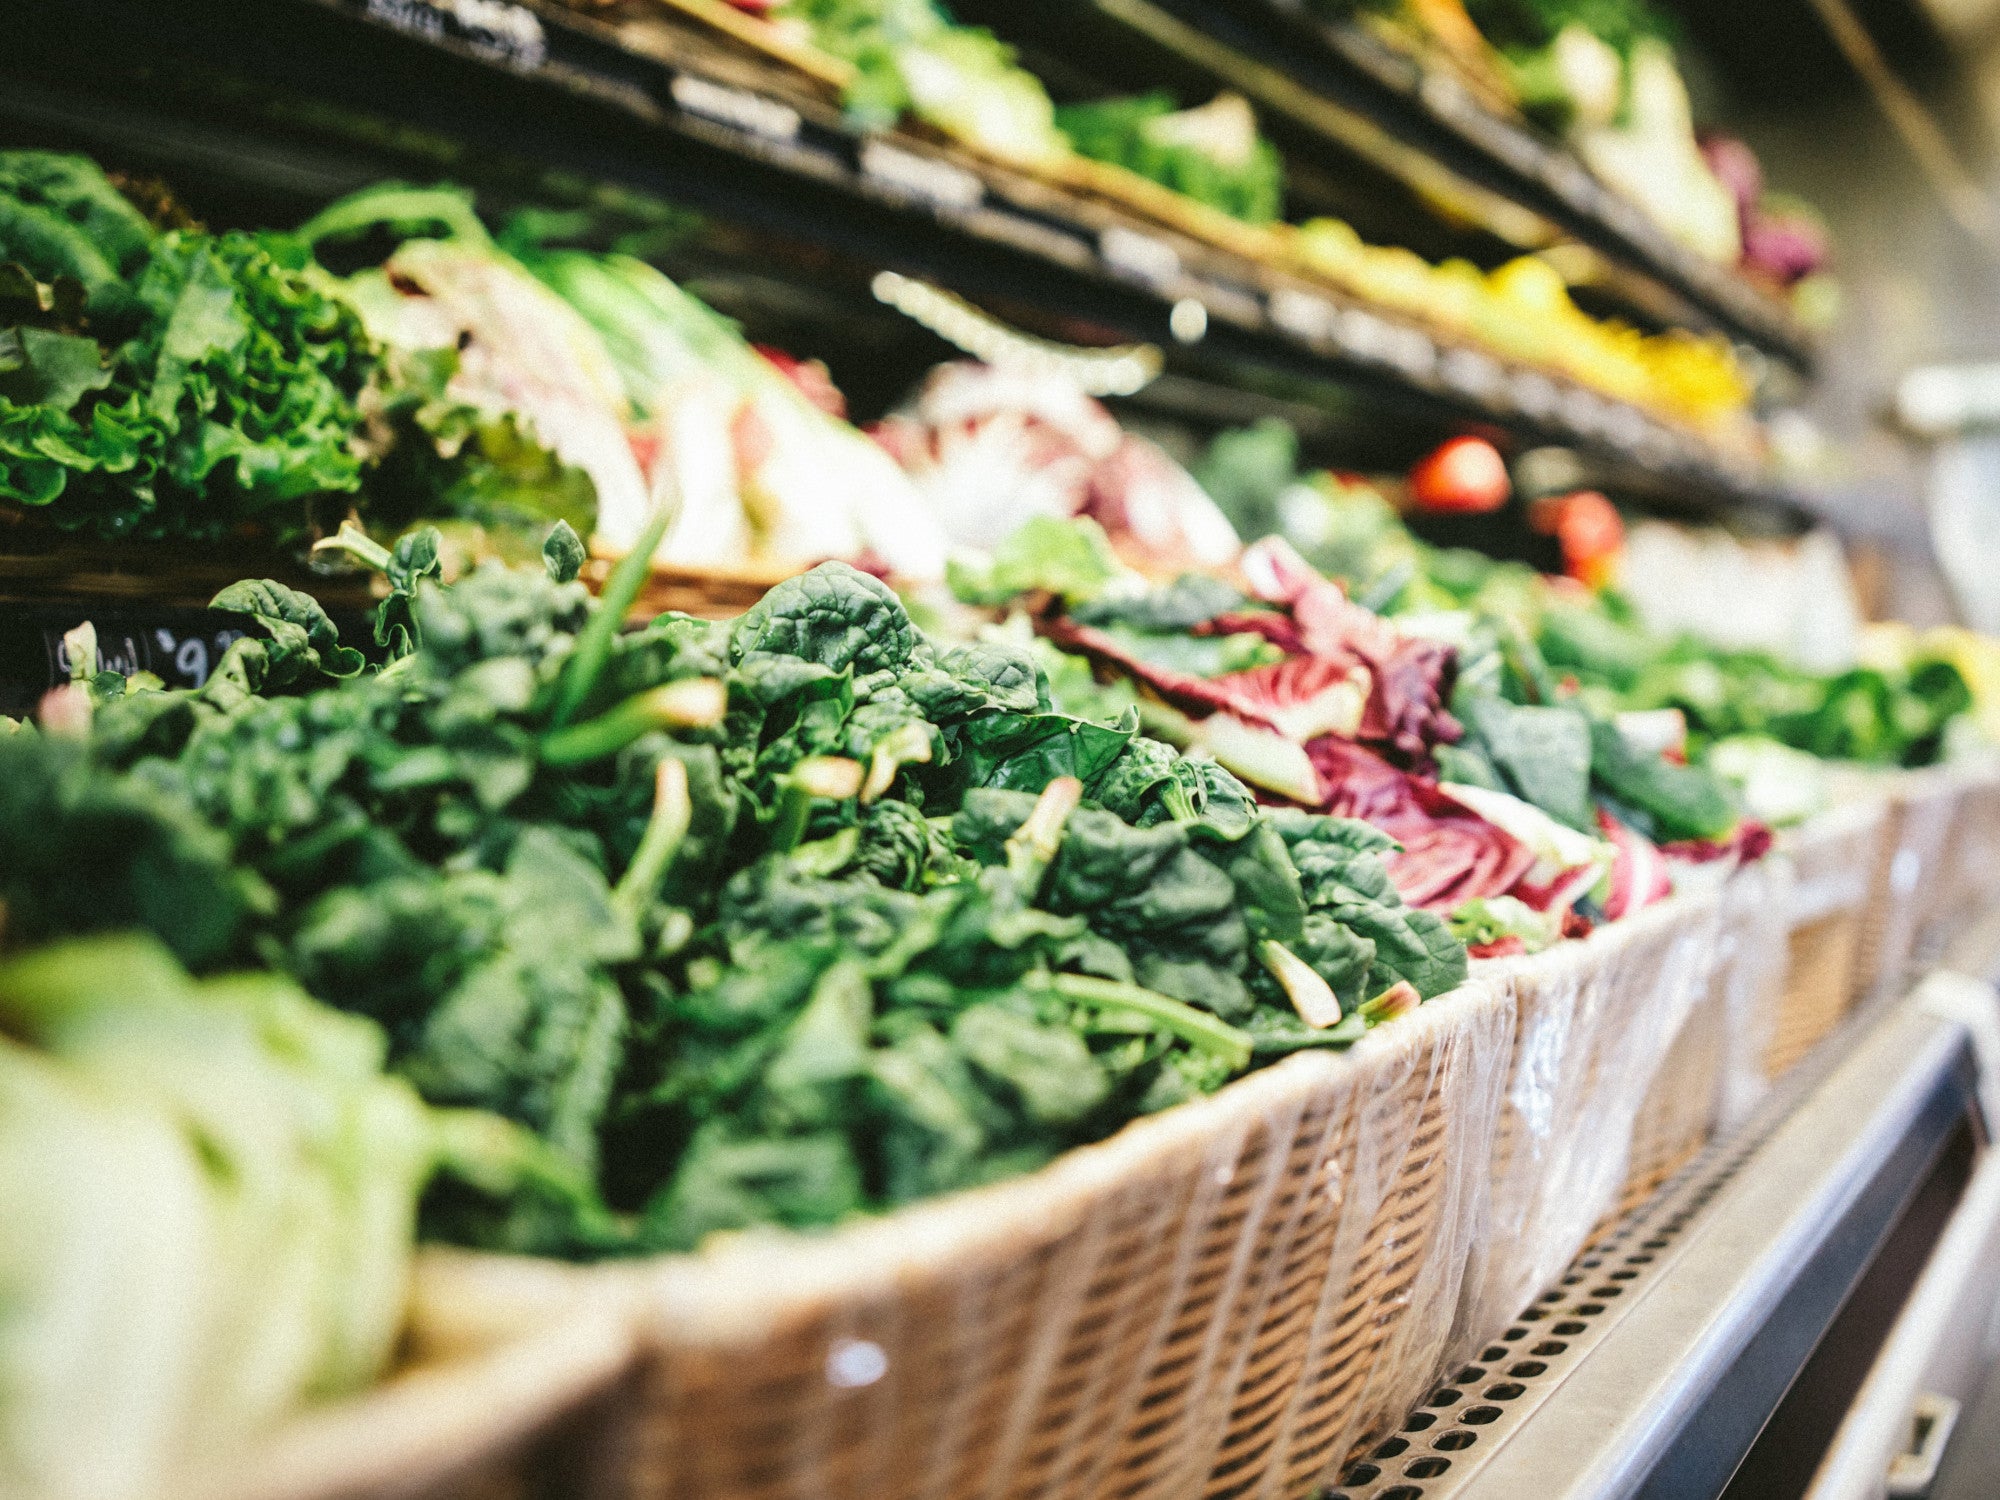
[{"left": 0, "top": 155, "right": 372, "bottom": 543}]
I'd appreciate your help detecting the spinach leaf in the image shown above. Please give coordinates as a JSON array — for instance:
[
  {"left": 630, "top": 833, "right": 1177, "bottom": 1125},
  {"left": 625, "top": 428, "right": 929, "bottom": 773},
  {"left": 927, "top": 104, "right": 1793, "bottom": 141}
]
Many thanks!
[
  {"left": 731, "top": 563, "right": 922, "bottom": 675},
  {"left": 1589, "top": 718, "right": 1736, "bottom": 842},
  {"left": 210, "top": 578, "right": 367, "bottom": 682},
  {"left": 1458, "top": 695, "right": 1594, "bottom": 832},
  {"left": 949, "top": 709, "right": 1136, "bottom": 793}
]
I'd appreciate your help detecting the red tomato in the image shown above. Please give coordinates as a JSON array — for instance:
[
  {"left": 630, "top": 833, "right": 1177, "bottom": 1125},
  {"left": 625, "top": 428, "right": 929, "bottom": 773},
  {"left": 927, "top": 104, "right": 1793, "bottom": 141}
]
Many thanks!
[
  {"left": 1409, "top": 436, "right": 1511, "bottom": 513},
  {"left": 1531, "top": 490, "right": 1625, "bottom": 587}
]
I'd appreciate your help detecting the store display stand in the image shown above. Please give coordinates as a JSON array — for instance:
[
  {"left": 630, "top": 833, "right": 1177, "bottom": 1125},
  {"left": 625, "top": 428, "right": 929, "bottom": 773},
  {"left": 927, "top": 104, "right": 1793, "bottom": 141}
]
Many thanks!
[{"left": 1329, "top": 956, "right": 2000, "bottom": 1500}]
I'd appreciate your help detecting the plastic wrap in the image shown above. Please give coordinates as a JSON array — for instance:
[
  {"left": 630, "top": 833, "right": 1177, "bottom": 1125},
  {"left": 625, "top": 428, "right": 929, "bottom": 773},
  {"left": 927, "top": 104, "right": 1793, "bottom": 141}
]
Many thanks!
[
  {"left": 1845, "top": 768, "right": 1964, "bottom": 1010},
  {"left": 398, "top": 883, "right": 1761, "bottom": 1500},
  {"left": 362, "top": 884, "right": 1763, "bottom": 1500},
  {"left": 1452, "top": 886, "right": 1727, "bottom": 1353},
  {"left": 1921, "top": 759, "right": 2000, "bottom": 962},
  {"left": 1615, "top": 856, "right": 1795, "bottom": 1216},
  {"left": 1762, "top": 797, "right": 1890, "bottom": 1079},
  {"left": 1713, "top": 852, "right": 1797, "bottom": 1128},
  {"left": 411, "top": 981, "right": 1514, "bottom": 1500}
]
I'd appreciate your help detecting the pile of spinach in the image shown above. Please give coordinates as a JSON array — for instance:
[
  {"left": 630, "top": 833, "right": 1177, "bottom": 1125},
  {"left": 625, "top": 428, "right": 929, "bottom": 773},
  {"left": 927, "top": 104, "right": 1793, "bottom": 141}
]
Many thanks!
[{"left": 0, "top": 521, "right": 1462, "bottom": 1256}]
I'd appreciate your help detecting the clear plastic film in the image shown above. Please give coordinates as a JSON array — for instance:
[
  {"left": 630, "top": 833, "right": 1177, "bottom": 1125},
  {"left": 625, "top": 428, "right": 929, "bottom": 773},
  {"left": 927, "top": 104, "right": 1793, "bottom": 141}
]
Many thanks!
[
  {"left": 1618, "top": 855, "right": 1795, "bottom": 1192},
  {"left": 1920, "top": 759, "right": 2000, "bottom": 963},
  {"left": 1762, "top": 797, "right": 1890, "bottom": 1079},
  {"left": 1451, "top": 885, "right": 1728, "bottom": 1355},
  {"left": 1838, "top": 767, "right": 1966, "bottom": 1009},
  {"left": 1713, "top": 851, "right": 1796, "bottom": 1129}
]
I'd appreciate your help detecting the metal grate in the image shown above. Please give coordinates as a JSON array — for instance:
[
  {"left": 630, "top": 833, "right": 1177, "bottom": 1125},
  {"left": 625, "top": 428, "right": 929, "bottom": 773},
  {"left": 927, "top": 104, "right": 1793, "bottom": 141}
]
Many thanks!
[{"left": 1320, "top": 1030, "right": 1860, "bottom": 1500}]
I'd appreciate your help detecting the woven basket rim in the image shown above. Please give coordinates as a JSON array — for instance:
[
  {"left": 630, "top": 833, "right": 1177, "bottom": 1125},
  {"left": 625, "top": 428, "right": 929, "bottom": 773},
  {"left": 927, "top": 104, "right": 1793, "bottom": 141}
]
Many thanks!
[
  {"left": 418, "top": 973, "right": 1513, "bottom": 1348},
  {"left": 176, "top": 1279, "right": 639, "bottom": 1500},
  {"left": 1780, "top": 795, "right": 1890, "bottom": 852},
  {"left": 1468, "top": 878, "right": 1722, "bottom": 985},
  {"left": 1827, "top": 758, "right": 1999, "bottom": 805}
]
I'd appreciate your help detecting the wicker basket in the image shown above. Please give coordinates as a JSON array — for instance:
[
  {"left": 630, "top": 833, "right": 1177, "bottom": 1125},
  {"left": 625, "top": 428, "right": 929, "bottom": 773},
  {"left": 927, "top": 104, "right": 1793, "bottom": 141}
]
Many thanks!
[
  {"left": 1843, "top": 767, "right": 1965, "bottom": 1012},
  {"left": 1454, "top": 884, "right": 1728, "bottom": 1348},
  {"left": 1761, "top": 798, "right": 1891, "bottom": 1080},
  {"left": 173, "top": 1256, "right": 641, "bottom": 1500},
  {"left": 411, "top": 979, "right": 1515, "bottom": 1500},
  {"left": 1616, "top": 855, "right": 1792, "bottom": 1220},
  {"left": 261, "top": 880, "right": 1756, "bottom": 1500}
]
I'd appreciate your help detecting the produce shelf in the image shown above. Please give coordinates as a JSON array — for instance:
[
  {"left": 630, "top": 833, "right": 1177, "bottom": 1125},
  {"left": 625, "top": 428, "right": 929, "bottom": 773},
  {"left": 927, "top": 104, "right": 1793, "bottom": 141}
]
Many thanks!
[
  {"left": 1330, "top": 972, "right": 2000, "bottom": 1500},
  {"left": 955, "top": 0, "right": 1818, "bottom": 373},
  {"left": 2, "top": 0, "right": 1818, "bottom": 528}
]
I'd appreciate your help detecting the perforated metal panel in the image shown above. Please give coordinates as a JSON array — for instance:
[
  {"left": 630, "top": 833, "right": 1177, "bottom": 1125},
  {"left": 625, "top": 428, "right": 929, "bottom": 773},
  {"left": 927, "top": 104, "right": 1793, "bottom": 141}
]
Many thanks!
[
  {"left": 1321, "top": 1133, "right": 1762, "bottom": 1500},
  {"left": 1319, "top": 992, "right": 1940, "bottom": 1500}
]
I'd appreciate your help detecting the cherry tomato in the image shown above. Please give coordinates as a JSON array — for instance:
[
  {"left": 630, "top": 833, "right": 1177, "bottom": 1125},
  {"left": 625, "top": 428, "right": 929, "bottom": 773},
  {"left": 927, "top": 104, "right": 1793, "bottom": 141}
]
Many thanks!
[{"left": 1409, "top": 436, "right": 1511, "bottom": 513}]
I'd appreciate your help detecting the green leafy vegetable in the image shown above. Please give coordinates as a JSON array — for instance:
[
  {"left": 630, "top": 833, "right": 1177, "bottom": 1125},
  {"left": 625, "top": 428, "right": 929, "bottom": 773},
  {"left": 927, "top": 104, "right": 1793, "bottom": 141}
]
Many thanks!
[
  {"left": 0, "top": 932, "right": 537, "bottom": 1499},
  {"left": 946, "top": 514, "right": 1125, "bottom": 607},
  {"left": 1057, "top": 92, "right": 1286, "bottom": 223},
  {"left": 776, "top": 0, "right": 1067, "bottom": 162},
  {"left": 0, "top": 547, "right": 1461, "bottom": 1258},
  {"left": 0, "top": 157, "right": 374, "bottom": 542}
]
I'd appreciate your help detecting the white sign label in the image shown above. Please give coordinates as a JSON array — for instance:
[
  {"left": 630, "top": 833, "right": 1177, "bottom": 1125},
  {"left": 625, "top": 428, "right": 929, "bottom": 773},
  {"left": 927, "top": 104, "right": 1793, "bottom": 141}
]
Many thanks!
[
  {"left": 1267, "top": 287, "right": 1339, "bottom": 343},
  {"left": 1382, "top": 324, "right": 1437, "bottom": 379},
  {"left": 859, "top": 141, "right": 983, "bottom": 211},
  {"left": 1099, "top": 225, "right": 1182, "bottom": 286},
  {"left": 1440, "top": 347, "right": 1505, "bottom": 401},
  {"left": 1510, "top": 370, "right": 1561, "bottom": 419},
  {"left": 365, "top": 0, "right": 546, "bottom": 69},
  {"left": 671, "top": 74, "right": 801, "bottom": 142},
  {"left": 1559, "top": 384, "right": 1611, "bottom": 436}
]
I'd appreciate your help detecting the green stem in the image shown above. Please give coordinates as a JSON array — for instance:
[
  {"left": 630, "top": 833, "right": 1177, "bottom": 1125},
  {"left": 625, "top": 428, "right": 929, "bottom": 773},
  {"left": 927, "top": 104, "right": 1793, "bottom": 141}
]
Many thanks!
[
  {"left": 539, "top": 679, "right": 726, "bottom": 766},
  {"left": 1358, "top": 980, "right": 1421, "bottom": 1026},
  {"left": 311, "top": 519, "right": 394, "bottom": 574},
  {"left": 861, "top": 722, "right": 934, "bottom": 803},
  {"left": 297, "top": 185, "right": 494, "bottom": 250},
  {"left": 1048, "top": 972, "right": 1253, "bottom": 1072},
  {"left": 1004, "top": 776, "right": 1082, "bottom": 894},
  {"left": 61, "top": 622, "right": 96, "bottom": 685},
  {"left": 770, "top": 757, "right": 863, "bottom": 854},
  {"left": 1259, "top": 939, "right": 1342, "bottom": 1029},
  {"left": 1355, "top": 557, "right": 1416, "bottom": 617},
  {"left": 613, "top": 758, "right": 693, "bottom": 928},
  {"left": 1160, "top": 777, "right": 1200, "bottom": 826},
  {"left": 549, "top": 508, "right": 674, "bottom": 729}
]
